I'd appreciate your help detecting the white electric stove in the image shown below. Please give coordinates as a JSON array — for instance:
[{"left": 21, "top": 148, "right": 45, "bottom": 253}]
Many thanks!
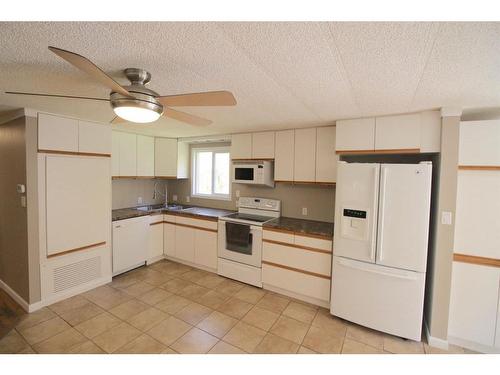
[{"left": 218, "top": 197, "right": 281, "bottom": 287}]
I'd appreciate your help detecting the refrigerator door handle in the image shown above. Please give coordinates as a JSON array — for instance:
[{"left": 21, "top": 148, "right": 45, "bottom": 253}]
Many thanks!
[
  {"left": 376, "top": 166, "right": 388, "bottom": 263},
  {"left": 336, "top": 258, "right": 418, "bottom": 281},
  {"left": 369, "top": 165, "right": 380, "bottom": 262}
]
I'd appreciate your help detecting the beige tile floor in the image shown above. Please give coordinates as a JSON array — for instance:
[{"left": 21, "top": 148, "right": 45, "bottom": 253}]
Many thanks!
[{"left": 0, "top": 259, "right": 474, "bottom": 354}]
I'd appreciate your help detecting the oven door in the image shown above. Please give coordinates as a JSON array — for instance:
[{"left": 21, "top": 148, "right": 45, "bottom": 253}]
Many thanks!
[{"left": 218, "top": 220, "right": 262, "bottom": 267}]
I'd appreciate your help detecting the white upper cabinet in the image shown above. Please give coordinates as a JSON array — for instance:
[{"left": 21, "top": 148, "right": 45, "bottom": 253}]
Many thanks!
[
  {"left": 315, "top": 126, "right": 337, "bottom": 183},
  {"left": 111, "top": 132, "right": 120, "bottom": 177},
  {"left": 136, "top": 135, "right": 155, "bottom": 177},
  {"left": 38, "top": 113, "right": 79, "bottom": 152},
  {"left": 155, "top": 137, "right": 178, "bottom": 177},
  {"left": 375, "top": 113, "right": 421, "bottom": 151},
  {"left": 294, "top": 128, "right": 316, "bottom": 182},
  {"left": 252, "top": 132, "right": 275, "bottom": 159},
  {"left": 274, "top": 130, "right": 294, "bottom": 182},
  {"left": 230, "top": 133, "right": 252, "bottom": 159},
  {"left": 336, "top": 118, "right": 376, "bottom": 152},
  {"left": 78, "top": 120, "right": 111, "bottom": 155},
  {"left": 119, "top": 132, "right": 137, "bottom": 176},
  {"left": 155, "top": 138, "right": 188, "bottom": 178},
  {"left": 459, "top": 120, "right": 500, "bottom": 166}
]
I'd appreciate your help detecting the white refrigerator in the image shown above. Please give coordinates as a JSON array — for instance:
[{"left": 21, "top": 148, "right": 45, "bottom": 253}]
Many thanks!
[{"left": 330, "top": 161, "right": 432, "bottom": 341}]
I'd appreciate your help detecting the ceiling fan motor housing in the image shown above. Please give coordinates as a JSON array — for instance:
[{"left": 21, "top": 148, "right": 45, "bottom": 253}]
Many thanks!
[{"left": 110, "top": 68, "right": 163, "bottom": 117}]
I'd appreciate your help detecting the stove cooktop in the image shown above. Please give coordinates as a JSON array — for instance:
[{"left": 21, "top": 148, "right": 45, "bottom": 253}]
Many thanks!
[{"left": 224, "top": 212, "right": 275, "bottom": 223}]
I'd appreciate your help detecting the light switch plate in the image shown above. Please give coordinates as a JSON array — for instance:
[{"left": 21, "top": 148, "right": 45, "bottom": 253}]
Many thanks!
[
  {"left": 441, "top": 211, "right": 452, "bottom": 225},
  {"left": 137, "top": 196, "right": 143, "bottom": 204},
  {"left": 173, "top": 195, "right": 178, "bottom": 202},
  {"left": 186, "top": 196, "right": 190, "bottom": 203},
  {"left": 302, "top": 207, "right": 308, "bottom": 216}
]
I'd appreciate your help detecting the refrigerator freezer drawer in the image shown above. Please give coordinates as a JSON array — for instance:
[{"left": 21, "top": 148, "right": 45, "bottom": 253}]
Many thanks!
[{"left": 330, "top": 256, "right": 426, "bottom": 341}]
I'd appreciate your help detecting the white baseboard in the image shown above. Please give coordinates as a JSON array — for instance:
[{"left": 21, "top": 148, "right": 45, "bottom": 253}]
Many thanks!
[
  {"left": 424, "top": 319, "right": 449, "bottom": 350},
  {"left": 146, "top": 255, "right": 164, "bottom": 266},
  {"left": 41, "top": 275, "right": 112, "bottom": 308},
  {"left": 164, "top": 255, "right": 216, "bottom": 273},
  {"left": 263, "top": 283, "right": 330, "bottom": 309},
  {"left": 0, "top": 279, "right": 30, "bottom": 312},
  {"left": 448, "top": 335, "right": 499, "bottom": 354}
]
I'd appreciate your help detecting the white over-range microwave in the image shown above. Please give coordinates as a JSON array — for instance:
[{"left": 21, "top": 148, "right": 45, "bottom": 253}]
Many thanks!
[{"left": 233, "top": 161, "right": 274, "bottom": 187}]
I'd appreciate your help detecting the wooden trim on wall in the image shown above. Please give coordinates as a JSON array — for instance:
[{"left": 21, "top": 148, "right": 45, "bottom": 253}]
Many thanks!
[
  {"left": 231, "top": 158, "right": 275, "bottom": 162},
  {"left": 453, "top": 253, "right": 500, "bottom": 268},
  {"left": 263, "top": 238, "right": 332, "bottom": 254},
  {"left": 263, "top": 226, "right": 333, "bottom": 241},
  {"left": 336, "top": 148, "right": 420, "bottom": 155},
  {"left": 458, "top": 165, "right": 500, "bottom": 171},
  {"left": 38, "top": 149, "right": 111, "bottom": 158},
  {"left": 149, "top": 221, "right": 163, "bottom": 226},
  {"left": 262, "top": 260, "right": 331, "bottom": 279},
  {"left": 47, "top": 241, "right": 106, "bottom": 259}
]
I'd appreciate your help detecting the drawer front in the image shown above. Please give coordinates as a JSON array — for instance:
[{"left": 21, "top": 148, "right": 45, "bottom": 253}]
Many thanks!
[
  {"left": 263, "top": 229, "right": 294, "bottom": 243},
  {"left": 175, "top": 216, "right": 217, "bottom": 231},
  {"left": 263, "top": 241, "right": 331, "bottom": 276},
  {"left": 262, "top": 263, "right": 331, "bottom": 302},
  {"left": 294, "top": 235, "right": 332, "bottom": 252},
  {"left": 164, "top": 214, "right": 176, "bottom": 224}
]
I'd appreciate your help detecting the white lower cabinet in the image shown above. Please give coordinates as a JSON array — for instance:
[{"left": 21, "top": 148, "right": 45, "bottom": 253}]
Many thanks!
[
  {"left": 175, "top": 225, "right": 195, "bottom": 262},
  {"left": 262, "top": 229, "right": 332, "bottom": 306},
  {"left": 194, "top": 229, "right": 218, "bottom": 269},
  {"left": 163, "top": 221, "right": 176, "bottom": 257},
  {"left": 112, "top": 216, "right": 148, "bottom": 275},
  {"left": 148, "top": 215, "right": 164, "bottom": 264},
  {"left": 448, "top": 261, "right": 500, "bottom": 351}
]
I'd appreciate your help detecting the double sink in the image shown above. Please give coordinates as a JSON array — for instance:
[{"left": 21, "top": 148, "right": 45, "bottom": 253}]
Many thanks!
[{"left": 136, "top": 203, "right": 198, "bottom": 214}]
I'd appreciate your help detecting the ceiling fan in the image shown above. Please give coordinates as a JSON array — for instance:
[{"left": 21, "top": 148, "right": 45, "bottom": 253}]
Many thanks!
[{"left": 5, "top": 46, "right": 237, "bottom": 125}]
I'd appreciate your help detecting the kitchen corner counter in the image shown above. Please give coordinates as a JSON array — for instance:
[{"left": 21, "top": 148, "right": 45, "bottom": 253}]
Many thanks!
[
  {"left": 263, "top": 217, "right": 334, "bottom": 240},
  {"left": 112, "top": 205, "right": 235, "bottom": 222}
]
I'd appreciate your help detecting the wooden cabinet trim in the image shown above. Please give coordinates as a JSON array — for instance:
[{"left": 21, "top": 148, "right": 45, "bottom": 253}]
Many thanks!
[
  {"left": 264, "top": 227, "right": 333, "bottom": 241},
  {"left": 149, "top": 221, "right": 163, "bottom": 226},
  {"left": 453, "top": 253, "right": 500, "bottom": 268},
  {"left": 336, "top": 148, "right": 420, "bottom": 155},
  {"left": 263, "top": 238, "right": 332, "bottom": 254},
  {"left": 47, "top": 241, "right": 106, "bottom": 259},
  {"left": 458, "top": 165, "right": 500, "bottom": 171},
  {"left": 39, "top": 149, "right": 111, "bottom": 158},
  {"left": 262, "top": 260, "right": 331, "bottom": 279},
  {"left": 157, "top": 221, "right": 217, "bottom": 233}
]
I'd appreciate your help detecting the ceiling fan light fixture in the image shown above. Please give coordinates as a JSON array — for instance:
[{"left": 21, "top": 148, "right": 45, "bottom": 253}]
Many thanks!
[{"left": 113, "top": 105, "right": 162, "bottom": 123}]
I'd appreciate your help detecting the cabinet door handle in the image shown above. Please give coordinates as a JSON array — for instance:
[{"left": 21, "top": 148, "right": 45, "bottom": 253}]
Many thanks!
[{"left": 115, "top": 225, "right": 121, "bottom": 228}]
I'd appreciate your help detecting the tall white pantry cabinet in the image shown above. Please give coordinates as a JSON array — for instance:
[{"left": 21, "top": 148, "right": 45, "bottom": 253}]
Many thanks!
[
  {"left": 448, "top": 120, "right": 500, "bottom": 353},
  {"left": 37, "top": 112, "right": 112, "bottom": 306}
]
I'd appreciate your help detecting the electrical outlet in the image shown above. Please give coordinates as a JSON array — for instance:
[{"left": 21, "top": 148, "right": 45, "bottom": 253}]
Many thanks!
[
  {"left": 137, "top": 196, "right": 143, "bottom": 204},
  {"left": 186, "top": 196, "right": 190, "bottom": 203},
  {"left": 235, "top": 190, "right": 240, "bottom": 198},
  {"left": 20, "top": 196, "right": 26, "bottom": 208},
  {"left": 441, "top": 211, "right": 452, "bottom": 225},
  {"left": 302, "top": 207, "right": 308, "bottom": 216},
  {"left": 173, "top": 195, "right": 178, "bottom": 202}
]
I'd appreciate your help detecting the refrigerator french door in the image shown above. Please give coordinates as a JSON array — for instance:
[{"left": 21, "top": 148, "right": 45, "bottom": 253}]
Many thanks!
[{"left": 331, "top": 162, "right": 432, "bottom": 341}]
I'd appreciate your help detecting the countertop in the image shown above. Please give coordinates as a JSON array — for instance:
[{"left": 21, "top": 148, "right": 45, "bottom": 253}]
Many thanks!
[
  {"left": 263, "top": 216, "right": 334, "bottom": 240},
  {"left": 112, "top": 204, "right": 235, "bottom": 222}
]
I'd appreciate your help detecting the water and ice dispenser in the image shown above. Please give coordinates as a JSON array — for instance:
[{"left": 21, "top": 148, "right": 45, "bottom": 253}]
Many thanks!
[{"left": 341, "top": 208, "right": 368, "bottom": 241}]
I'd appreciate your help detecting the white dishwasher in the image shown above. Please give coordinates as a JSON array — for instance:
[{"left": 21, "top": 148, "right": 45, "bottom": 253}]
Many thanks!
[{"left": 112, "top": 216, "right": 149, "bottom": 276}]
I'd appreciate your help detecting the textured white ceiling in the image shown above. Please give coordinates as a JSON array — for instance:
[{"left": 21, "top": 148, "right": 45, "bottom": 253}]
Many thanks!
[{"left": 1, "top": 22, "right": 499, "bottom": 137}]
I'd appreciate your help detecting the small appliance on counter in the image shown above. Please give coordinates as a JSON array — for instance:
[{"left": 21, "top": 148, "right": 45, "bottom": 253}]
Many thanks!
[
  {"left": 218, "top": 197, "right": 281, "bottom": 287},
  {"left": 331, "top": 161, "right": 432, "bottom": 341},
  {"left": 233, "top": 161, "right": 274, "bottom": 187}
]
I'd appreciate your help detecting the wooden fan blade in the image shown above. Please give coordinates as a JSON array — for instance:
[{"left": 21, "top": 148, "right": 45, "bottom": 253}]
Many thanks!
[
  {"left": 48, "top": 46, "right": 132, "bottom": 98},
  {"left": 163, "top": 108, "right": 212, "bottom": 126},
  {"left": 111, "top": 116, "right": 126, "bottom": 124},
  {"left": 5, "top": 91, "right": 110, "bottom": 102},
  {"left": 157, "top": 90, "right": 236, "bottom": 107}
]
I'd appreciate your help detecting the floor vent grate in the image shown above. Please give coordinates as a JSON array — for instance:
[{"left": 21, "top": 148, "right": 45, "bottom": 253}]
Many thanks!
[{"left": 53, "top": 256, "right": 101, "bottom": 293}]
